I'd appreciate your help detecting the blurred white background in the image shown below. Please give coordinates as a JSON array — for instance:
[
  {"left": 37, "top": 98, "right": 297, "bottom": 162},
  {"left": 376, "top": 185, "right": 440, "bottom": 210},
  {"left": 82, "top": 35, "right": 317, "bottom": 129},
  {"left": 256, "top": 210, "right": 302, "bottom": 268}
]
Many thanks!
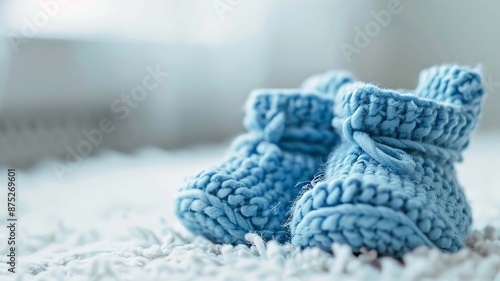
[{"left": 0, "top": 0, "right": 499, "bottom": 168}]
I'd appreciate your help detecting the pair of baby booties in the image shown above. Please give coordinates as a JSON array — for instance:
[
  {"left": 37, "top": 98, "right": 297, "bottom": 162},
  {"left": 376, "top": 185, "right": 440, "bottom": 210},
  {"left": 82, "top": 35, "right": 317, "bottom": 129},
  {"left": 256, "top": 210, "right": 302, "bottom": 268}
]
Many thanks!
[{"left": 175, "top": 64, "right": 484, "bottom": 256}]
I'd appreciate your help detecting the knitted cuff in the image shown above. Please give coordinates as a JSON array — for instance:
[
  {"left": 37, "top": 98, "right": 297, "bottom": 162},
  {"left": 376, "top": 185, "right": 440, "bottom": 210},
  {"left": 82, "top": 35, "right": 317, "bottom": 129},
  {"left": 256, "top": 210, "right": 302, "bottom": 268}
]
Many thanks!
[
  {"left": 243, "top": 89, "right": 337, "bottom": 154},
  {"left": 334, "top": 78, "right": 483, "bottom": 153}
]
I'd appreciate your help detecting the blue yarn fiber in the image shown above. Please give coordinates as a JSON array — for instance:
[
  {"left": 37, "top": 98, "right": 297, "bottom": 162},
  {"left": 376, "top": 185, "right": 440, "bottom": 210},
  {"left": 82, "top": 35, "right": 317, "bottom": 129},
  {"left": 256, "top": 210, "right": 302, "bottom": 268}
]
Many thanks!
[
  {"left": 290, "top": 65, "right": 484, "bottom": 256},
  {"left": 175, "top": 72, "right": 353, "bottom": 244}
]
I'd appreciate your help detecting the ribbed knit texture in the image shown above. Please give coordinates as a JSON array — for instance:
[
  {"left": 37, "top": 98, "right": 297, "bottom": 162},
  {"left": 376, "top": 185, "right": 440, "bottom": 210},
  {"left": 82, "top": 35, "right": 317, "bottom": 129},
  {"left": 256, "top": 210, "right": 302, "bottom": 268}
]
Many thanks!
[
  {"left": 174, "top": 72, "right": 354, "bottom": 244},
  {"left": 290, "top": 65, "right": 484, "bottom": 256}
]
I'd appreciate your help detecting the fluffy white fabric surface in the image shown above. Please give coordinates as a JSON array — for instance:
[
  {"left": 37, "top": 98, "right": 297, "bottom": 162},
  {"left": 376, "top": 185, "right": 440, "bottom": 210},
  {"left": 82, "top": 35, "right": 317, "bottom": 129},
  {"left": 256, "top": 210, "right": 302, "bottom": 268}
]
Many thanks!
[{"left": 1, "top": 134, "right": 499, "bottom": 281}]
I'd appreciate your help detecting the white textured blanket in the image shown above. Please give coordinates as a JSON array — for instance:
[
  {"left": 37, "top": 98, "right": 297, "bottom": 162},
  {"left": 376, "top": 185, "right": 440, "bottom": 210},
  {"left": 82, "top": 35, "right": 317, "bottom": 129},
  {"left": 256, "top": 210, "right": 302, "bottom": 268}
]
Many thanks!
[{"left": 1, "top": 134, "right": 499, "bottom": 281}]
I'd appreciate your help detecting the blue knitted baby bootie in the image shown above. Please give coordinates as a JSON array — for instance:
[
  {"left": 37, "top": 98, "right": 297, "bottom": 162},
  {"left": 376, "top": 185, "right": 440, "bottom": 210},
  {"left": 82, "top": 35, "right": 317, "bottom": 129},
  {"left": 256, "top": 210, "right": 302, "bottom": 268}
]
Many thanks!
[
  {"left": 174, "top": 76, "right": 355, "bottom": 244},
  {"left": 290, "top": 65, "right": 484, "bottom": 256}
]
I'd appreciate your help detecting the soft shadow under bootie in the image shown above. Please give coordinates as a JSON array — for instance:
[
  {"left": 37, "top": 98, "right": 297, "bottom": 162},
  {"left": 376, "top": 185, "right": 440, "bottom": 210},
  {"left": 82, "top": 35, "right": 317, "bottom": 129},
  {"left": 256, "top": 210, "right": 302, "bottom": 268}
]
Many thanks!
[
  {"left": 290, "top": 65, "right": 484, "bottom": 256},
  {"left": 175, "top": 87, "right": 344, "bottom": 244}
]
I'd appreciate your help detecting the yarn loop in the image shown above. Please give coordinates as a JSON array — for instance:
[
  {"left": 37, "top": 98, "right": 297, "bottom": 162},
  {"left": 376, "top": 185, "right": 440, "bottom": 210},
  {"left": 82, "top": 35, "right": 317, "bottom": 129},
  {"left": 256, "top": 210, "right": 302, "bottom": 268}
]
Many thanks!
[
  {"left": 262, "top": 112, "right": 286, "bottom": 144},
  {"left": 342, "top": 118, "right": 463, "bottom": 176}
]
